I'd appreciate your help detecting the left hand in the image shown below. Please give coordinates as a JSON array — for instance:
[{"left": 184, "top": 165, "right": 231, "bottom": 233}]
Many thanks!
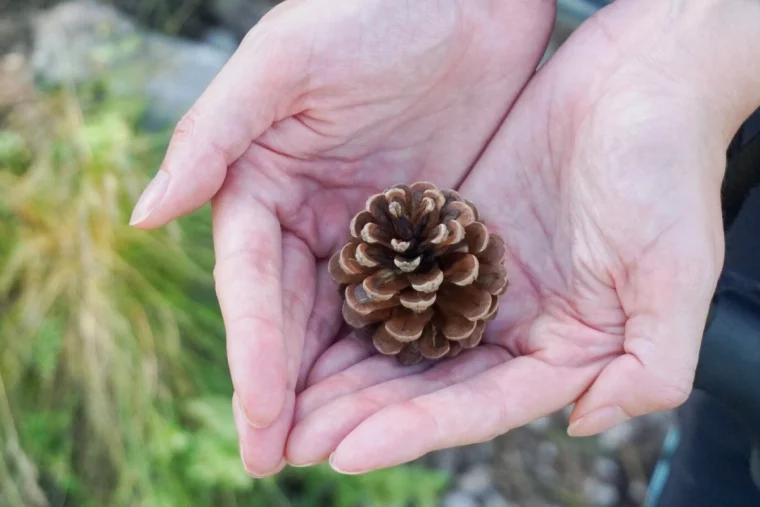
[
  {"left": 130, "top": 0, "right": 557, "bottom": 477},
  {"left": 286, "top": 0, "right": 760, "bottom": 473}
]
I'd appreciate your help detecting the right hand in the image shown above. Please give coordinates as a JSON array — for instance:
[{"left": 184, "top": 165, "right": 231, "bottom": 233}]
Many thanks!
[
  {"left": 128, "top": 0, "right": 556, "bottom": 477},
  {"left": 284, "top": 0, "right": 760, "bottom": 475}
]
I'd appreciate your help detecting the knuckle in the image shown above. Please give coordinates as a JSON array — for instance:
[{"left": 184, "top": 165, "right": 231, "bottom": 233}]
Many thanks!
[{"left": 173, "top": 109, "right": 200, "bottom": 141}]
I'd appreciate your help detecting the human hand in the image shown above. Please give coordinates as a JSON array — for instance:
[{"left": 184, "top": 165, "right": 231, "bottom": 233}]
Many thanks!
[
  {"left": 129, "top": 0, "right": 556, "bottom": 476},
  {"left": 286, "top": 0, "right": 760, "bottom": 473}
]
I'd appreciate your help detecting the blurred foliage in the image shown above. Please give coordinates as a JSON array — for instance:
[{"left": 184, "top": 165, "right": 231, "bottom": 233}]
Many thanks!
[
  {"left": 0, "top": 62, "right": 449, "bottom": 506},
  {"left": 2, "top": 0, "right": 220, "bottom": 39}
]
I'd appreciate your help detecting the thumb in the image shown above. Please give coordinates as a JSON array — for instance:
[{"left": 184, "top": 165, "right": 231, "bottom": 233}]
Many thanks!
[
  {"left": 129, "top": 21, "right": 301, "bottom": 229},
  {"left": 567, "top": 253, "right": 719, "bottom": 437}
]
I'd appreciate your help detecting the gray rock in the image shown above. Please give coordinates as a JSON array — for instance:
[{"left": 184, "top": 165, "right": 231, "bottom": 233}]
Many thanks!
[
  {"left": 0, "top": 12, "right": 33, "bottom": 56},
  {"left": 628, "top": 480, "right": 649, "bottom": 504},
  {"left": 592, "top": 457, "right": 620, "bottom": 481},
  {"left": 462, "top": 441, "right": 495, "bottom": 467},
  {"left": 536, "top": 463, "right": 560, "bottom": 483},
  {"left": 526, "top": 416, "right": 552, "bottom": 433},
  {"left": 203, "top": 27, "right": 239, "bottom": 53},
  {"left": 536, "top": 441, "right": 558, "bottom": 467},
  {"left": 583, "top": 477, "right": 619, "bottom": 507},
  {"left": 483, "top": 492, "right": 516, "bottom": 507},
  {"left": 210, "top": 0, "right": 279, "bottom": 38},
  {"left": 442, "top": 491, "right": 480, "bottom": 507},
  {"left": 31, "top": 1, "right": 234, "bottom": 124},
  {"left": 598, "top": 420, "right": 635, "bottom": 451},
  {"left": 429, "top": 448, "right": 461, "bottom": 475},
  {"left": 142, "top": 34, "right": 233, "bottom": 124},
  {"left": 458, "top": 464, "right": 492, "bottom": 495}
]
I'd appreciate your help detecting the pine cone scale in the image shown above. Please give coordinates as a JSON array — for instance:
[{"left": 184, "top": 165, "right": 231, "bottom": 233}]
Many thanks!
[
  {"left": 399, "top": 289, "right": 437, "bottom": 312},
  {"left": 385, "top": 307, "right": 433, "bottom": 342},
  {"left": 408, "top": 267, "right": 444, "bottom": 293}
]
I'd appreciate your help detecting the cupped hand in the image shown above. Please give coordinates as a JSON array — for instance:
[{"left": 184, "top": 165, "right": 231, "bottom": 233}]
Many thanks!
[
  {"left": 287, "top": 0, "right": 738, "bottom": 474},
  {"left": 129, "top": 0, "right": 556, "bottom": 476}
]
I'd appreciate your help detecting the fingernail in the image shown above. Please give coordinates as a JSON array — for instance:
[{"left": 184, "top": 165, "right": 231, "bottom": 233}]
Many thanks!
[
  {"left": 328, "top": 453, "right": 364, "bottom": 476},
  {"left": 129, "top": 170, "right": 170, "bottom": 225},
  {"left": 236, "top": 394, "right": 267, "bottom": 429},
  {"left": 286, "top": 458, "right": 322, "bottom": 468},
  {"left": 241, "top": 446, "right": 286, "bottom": 479},
  {"left": 567, "top": 405, "right": 630, "bottom": 437}
]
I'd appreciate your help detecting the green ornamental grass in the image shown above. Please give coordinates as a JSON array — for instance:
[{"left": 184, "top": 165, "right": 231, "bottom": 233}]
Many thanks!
[{"left": 0, "top": 69, "right": 449, "bottom": 506}]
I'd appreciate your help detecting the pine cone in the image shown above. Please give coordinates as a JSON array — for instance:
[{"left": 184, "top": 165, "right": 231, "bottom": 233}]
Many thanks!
[{"left": 328, "top": 181, "right": 508, "bottom": 365}]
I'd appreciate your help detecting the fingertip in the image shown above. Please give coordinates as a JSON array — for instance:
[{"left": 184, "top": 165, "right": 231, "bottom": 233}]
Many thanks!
[
  {"left": 234, "top": 391, "right": 295, "bottom": 476},
  {"left": 566, "top": 405, "right": 630, "bottom": 437},
  {"left": 237, "top": 375, "right": 288, "bottom": 429},
  {"left": 129, "top": 170, "right": 171, "bottom": 228},
  {"left": 244, "top": 458, "right": 286, "bottom": 479},
  {"left": 328, "top": 452, "right": 367, "bottom": 476}
]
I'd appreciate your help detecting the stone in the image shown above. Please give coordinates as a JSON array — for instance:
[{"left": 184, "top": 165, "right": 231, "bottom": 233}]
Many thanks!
[
  {"left": 428, "top": 448, "right": 461, "bottom": 475},
  {"left": 527, "top": 416, "right": 551, "bottom": 433},
  {"left": 628, "top": 480, "right": 649, "bottom": 504},
  {"left": 536, "top": 441, "right": 558, "bottom": 467},
  {"left": 442, "top": 491, "right": 479, "bottom": 507},
  {"left": 592, "top": 457, "right": 620, "bottom": 482},
  {"left": 0, "top": 11, "right": 33, "bottom": 56},
  {"left": 210, "top": 0, "right": 280, "bottom": 38},
  {"left": 462, "top": 441, "right": 495, "bottom": 467},
  {"left": 483, "top": 492, "right": 516, "bottom": 507},
  {"left": 202, "top": 26, "right": 239, "bottom": 53},
  {"left": 458, "top": 464, "right": 492, "bottom": 495},
  {"left": 598, "top": 421, "right": 635, "bottom": 451},
  {"left": 536, "top": 463, "right": 560, "bottom": 483},
  {"left": 583, "top": 477, "right": 619, "bottom": 507},
  {"left": 31, "top": 1, "right": 234, "bottom": 125},
  {"left": 0, "top": 53, "right": 35, "bottom": 109}
]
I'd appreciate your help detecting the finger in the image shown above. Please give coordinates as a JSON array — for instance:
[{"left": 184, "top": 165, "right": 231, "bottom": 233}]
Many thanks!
[
  {"left": 280, "top": 234, "right": 317, "bottom": 386},
  {"left": 233, "top": 233, "right": 315, "bottom": 468},
  {"left": 234, "top": 392, "right": 291, "bottom": 477},
  {"left": 295, "top": 353, "right": 432, "bottom": 424},
  {"left": 305, "top": 332, "right": 377, "bottom": 388},
  {"left": 213, "top": 172, "right": 286, "bottom": 428},
  {"left": 566, "top": 314, "right": 705, "bottom": 437},
  {"left": 567, "top": 245, "right": 718, "bottom": 437},
  {"left": 328, "top": 356, "right": 598, "bottom": 474},
  {"left": 287, "top": 347, "right": 507, "bottom": 466},
  {"left": 129, "top": 22, "right": 300, "bottom": 228},
  {"left": 295, "top": 259, "right": 344, "bottom": 393}
]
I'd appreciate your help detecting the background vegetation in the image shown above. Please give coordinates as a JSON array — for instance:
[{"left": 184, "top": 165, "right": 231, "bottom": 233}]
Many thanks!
[{"left": 0, "top": 62, "right": 449, "bottom": 507}]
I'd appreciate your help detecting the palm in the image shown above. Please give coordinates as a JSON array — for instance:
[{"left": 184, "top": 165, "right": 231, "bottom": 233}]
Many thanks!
[
  {"left": 288, "top": 5, "right": 726, "bottom": 473},
  {"left": 188, "top": 0, "right": 558, "bottom": 476}
]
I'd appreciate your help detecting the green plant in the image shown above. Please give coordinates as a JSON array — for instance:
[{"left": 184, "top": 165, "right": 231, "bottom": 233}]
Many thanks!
[
  {"left": 0, "top": 76, "right": 223, "bottom": 506},
  {"left": 0, "top": 71, "right": 450, "bottom": 507},
  {"left": 279, "top": 463, "right": 449, "bottom": 507}
]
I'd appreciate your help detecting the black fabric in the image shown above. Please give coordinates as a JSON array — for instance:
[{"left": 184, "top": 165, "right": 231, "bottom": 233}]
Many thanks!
[
  {"left": 655, "top": 391, "right": 760, "bottom": 507},
  {"left": 653, "top": 178, "right": 760, "bottom": 505}
]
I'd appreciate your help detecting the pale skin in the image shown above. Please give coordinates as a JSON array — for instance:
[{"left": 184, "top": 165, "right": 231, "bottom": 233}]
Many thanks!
[{"left": 130, "top": 0, "right": 760, "bottom": 477}]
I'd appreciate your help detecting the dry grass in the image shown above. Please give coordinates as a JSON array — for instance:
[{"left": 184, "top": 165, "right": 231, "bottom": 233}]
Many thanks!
[{"left": 0, "top": 55, "right": 217, "bottom": 506}]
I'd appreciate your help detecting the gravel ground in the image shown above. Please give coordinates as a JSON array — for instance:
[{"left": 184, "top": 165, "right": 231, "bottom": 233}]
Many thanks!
[{"left": 425, "top": 408, "right": 672, "bottom": 507}]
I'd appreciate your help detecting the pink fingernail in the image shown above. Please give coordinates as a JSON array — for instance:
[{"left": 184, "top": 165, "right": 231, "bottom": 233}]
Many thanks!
[
  {"left": 567, "top": 405, "right": 630, "bottom": 437},
  {"left": 242, "top": 452, "right": 286, "bottom": 479},
  {"left": 129, "top": 170, "right": 170, "bottom": 225},
  {"left": 287, "top": 460, "right": 322, "bottom": 468},
  {"left": 328, "top": 453, "right": 364, "bottom": 476},
  {"left": 236, "top": 395, "right": 267, "bottom": 429}
]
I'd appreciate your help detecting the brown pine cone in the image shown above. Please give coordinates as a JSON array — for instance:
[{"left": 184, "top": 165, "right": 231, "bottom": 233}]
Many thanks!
[{"left": 328, "top": 182, "right": 508, "bottom": 365}]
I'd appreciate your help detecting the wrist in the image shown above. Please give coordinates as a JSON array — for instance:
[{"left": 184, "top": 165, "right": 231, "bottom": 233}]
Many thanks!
[{"left": 657, "top": 0, "right": 760, "bottom": 140}]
